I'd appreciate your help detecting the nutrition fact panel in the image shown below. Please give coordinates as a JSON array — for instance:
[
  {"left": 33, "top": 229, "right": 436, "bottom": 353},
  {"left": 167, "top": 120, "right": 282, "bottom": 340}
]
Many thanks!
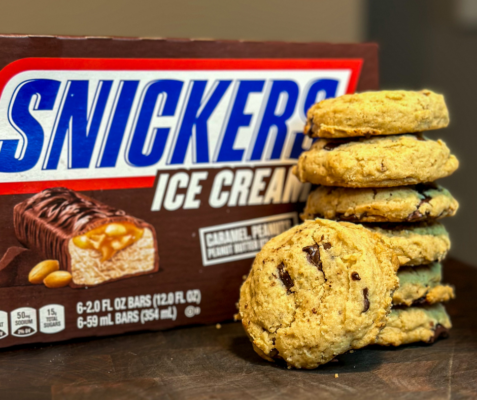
[
  {"left": 0, "top": 311, "right": 8, "bottom": 339},
  {"left": 11, "top": 307, "right": 37, "bottom": 337},
  {"left": 39, "top": 305, "right": 65, "bottom": 334}
]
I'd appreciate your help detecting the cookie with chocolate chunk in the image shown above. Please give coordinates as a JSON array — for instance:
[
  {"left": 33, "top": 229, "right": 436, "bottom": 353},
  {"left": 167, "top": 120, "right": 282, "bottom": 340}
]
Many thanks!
[
  {"left": 377, "top": 303, "right": 451, "bottom": 346},
  {"left": 301, "top": 184, "right": 458, "bottom": 223},
  {"left": 393, "top": 263, "right": 455, "bottom": 306},
  {"left": 367, "top": 222, "right": 450, "bottom": 267},
  {"left": 293, "top": 134, "right": 458, "bottom": 188},
  {"left": 239, "top": 218, "right": 398, "bottom": 369},
  {"left": 305, "top": 90, "right": 449, "bottom": 139}
]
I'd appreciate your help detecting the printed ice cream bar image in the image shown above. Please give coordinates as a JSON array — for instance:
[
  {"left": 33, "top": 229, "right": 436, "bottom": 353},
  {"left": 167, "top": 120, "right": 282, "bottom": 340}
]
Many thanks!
[{"left": 13, "top": 187, "right": 159, "bottom": 287}]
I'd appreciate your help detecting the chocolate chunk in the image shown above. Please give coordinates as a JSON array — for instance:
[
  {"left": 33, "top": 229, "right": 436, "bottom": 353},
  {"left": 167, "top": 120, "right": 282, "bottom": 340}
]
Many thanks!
[
  {"left": 416, "top": 132, "right": 426, "bottom": 141},
  {"left": 338, "top": 212, "right": 367, "bottom": 222},
  {"left": 351, "top": 272, "right": 361, "bottom": 281},
  {"left": 302, "top": 244, "right": 322, "bottom": 271},
  {"left": 414, "top": 184, "right": 434, "bottom": 214},
  {"left": 407, "top": 210, "right": 424, "bottom": 222},
  {"left": 428, "top": 324, "right": 450, "bottom": 343},
  {"left": 322, "top": 242, "right": 332, "bottom": 250},
  {"left": 306, "top": 121, "right": 315, "bottom": 137},
  {"left": 277, "top": 263, "right": 294, "bottom": 293},
  {"left": 407, "top": 184, "right": 432, "bottom": 222},
  {"left": 362, "top": 288, "right": 370, "bottom": 312},
  {"left": 269, "top": 348, "right": 279, "bottom": 358},
  {"left": 411, "top": 296, "right": 428, "bottom": 306},
  {"left": 323, "top": 138, "right": 356, "bottom": 150}
]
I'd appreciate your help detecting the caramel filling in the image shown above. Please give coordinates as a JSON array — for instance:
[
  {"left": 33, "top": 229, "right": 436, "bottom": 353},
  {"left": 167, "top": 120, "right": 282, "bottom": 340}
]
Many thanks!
[{"left": 72, "top": 222, "right": 144, "bottom": 261}]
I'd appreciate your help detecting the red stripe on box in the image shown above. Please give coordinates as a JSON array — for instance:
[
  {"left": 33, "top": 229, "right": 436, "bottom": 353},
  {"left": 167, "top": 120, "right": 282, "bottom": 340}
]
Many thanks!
[{"left": 0, "top": 176, "right": 156, "bottom": 195}]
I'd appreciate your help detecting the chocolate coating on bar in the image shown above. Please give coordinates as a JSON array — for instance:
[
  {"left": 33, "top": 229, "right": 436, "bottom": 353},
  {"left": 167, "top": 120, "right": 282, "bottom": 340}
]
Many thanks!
[
  {"left": 19, "top": 187, "right": 127, "bottom": 233},
  {"left": 13, "top": 187, "right": 158, "bottom": 285}
]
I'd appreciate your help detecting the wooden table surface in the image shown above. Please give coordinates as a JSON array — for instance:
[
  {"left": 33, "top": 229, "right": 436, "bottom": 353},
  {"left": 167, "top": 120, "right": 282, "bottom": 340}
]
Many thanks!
[{"left": 1, "top": 258, "right": 476, "bottom": 400}]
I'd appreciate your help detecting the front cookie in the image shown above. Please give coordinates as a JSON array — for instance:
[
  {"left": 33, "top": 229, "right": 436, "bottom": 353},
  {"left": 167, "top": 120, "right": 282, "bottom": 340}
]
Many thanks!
[
  {"left": 301, "top": 184, "right": 459, "bottom": 223},
  {"left": 239, "top": 219, "right": 398, "bottom": 369},
  {"left": 393, "top": 263, "right": 455, "bottom": 306},
  {"left": 377, "top": 304, "right": 451, "bottom": 346},
  {"left": 305, "top": 90, "right": 449, "bottom": 138},
  {"left": 294, "top": 134, "right": 459, "bottom": 188},
  {"left": 366, "top": 222, "right": 450, "bottom": 267}
]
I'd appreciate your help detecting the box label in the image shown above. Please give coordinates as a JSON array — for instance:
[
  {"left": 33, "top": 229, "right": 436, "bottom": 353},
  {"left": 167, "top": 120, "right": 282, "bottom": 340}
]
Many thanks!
[
  {"left": 0, "top": 37, "right": 378, "bottom": 348},
  {"left": 199, "top": 212, "right": 298, "bottom": 266},
  {"left": 0, "top": 58, "right": 361, "bottom": 194}
]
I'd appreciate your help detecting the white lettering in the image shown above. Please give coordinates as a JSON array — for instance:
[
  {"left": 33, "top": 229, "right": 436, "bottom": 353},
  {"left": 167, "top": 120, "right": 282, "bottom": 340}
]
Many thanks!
[
  {"left": 184, "top": 172, "right": 208, "bottom": 209},
  {"left": 164, "top": 172, "right": 189, "bottom": 211},
  {"left": 209, "top": 170, "right": 233, "bottom": 208}
]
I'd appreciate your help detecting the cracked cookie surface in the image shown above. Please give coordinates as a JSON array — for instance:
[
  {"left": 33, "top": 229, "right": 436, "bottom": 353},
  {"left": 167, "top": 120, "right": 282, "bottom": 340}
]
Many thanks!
[
  {"left": 305, "top": 90, "right": 449, "bottom": 138},
  {"left": 366, "top": 222, "right": 450, "bottom": 267},
  {"left": 293, "top": 134, "right": 459, "bottom": 188},
  {"left": 377, "top": 303, "right": 451, "bottom": 346},
  {"left": 301, "top": 184, "right": 458, "bottom": 223},
  {"left": 393, "top": 263, "right": 455, "bottom": 306},
  {"left": 239, "top": 218, "right": 398, "bottom": 369}
]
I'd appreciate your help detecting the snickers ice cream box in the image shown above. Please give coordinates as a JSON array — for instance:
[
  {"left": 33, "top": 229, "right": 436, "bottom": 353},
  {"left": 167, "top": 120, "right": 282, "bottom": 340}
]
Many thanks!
[{"left": 0, "top": 35, "right": 378, "bottom": 347}]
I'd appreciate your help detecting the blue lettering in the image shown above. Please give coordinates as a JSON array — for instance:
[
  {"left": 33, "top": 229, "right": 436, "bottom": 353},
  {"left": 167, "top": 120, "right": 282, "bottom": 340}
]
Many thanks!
[
  {"left": 127, "top": 80, "right": 183, "bottom": 167},
  {"left": 289, "top": 132, "right": 307, "bottom": 159},
  {"left": 0, "top": 79, "right": 60, "bottom": 173},
  {"left": 45, "top": 80, "right": 112, "bottom": 169},
  {"left": 303, "top": 79, "right": 339, "bottom": 116},
  {"left": 98, "top": 81, "right": 139, "bottom": 168},
  {"left": 217, "top": 80, "right": 264, "bottom": 162},
  {"left": 289, "top": 132, "right": 318, "bottom": 159},
  {"left": 170, "top": 80, "right": 231, "bottom": 164},
  {"left": 288, "top": 79, "right": 339, "bottom": 160},
  {"left": 250, "top": 80, "right": 298, "bottom": 161}
]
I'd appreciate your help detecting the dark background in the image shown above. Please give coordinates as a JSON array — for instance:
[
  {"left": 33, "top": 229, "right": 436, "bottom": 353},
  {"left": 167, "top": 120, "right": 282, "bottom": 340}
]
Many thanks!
[
  {"left": 0, "top": 0, "right": 474, "bottom": 265},
  {"left": 368, "top": 0, "right": 477, "bottom": 266}
]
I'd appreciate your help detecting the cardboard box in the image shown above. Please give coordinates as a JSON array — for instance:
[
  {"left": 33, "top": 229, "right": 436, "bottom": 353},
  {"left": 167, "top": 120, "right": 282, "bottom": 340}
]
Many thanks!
[{"left": 0, "top": 35, "right": 378, "bottom": 347}]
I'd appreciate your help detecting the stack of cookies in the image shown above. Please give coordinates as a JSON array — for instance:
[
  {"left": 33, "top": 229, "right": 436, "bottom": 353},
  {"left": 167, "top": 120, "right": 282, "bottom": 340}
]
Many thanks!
[{"left": 296, "top": 90, "right": 459, "bottom": 347}]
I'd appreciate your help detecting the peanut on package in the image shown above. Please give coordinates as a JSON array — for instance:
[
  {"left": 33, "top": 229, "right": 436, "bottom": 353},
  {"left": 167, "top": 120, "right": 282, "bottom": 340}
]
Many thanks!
[{"left": 0, "top": 35, "right": 378, "bottom": 347}]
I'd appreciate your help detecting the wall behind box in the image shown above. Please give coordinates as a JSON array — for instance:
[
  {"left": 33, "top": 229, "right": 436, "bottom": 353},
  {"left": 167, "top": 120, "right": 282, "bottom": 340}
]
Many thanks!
[
  {"left": 0, "top": 0, "right": 364, "bottom": 43},
  {"left": 368, "top": 0, "right": 477, "bottom": 266}
]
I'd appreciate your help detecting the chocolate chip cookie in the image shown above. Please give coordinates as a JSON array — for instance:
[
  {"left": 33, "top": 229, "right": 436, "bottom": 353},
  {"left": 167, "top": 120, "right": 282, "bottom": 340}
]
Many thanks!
[
  {"left": 377, "top": 303, "right": 451, "bottom": 346},
  {"left": 366, "top": 222, "right": 450, "bottom": 267},
  {"left": 393, "top": 263, "right": 455, "bottom": 306},
  {"left": 301, "top": 183, "right": 459, "bottom": 223},
  {"left": 305, "top": 90, "right": 449, "bottom": 138},
  {"left": 294, "top": 134, "right": 458, "bottom": 188},
  {"left": 239, "top": 218, "right": 398, "bottom": 369}
]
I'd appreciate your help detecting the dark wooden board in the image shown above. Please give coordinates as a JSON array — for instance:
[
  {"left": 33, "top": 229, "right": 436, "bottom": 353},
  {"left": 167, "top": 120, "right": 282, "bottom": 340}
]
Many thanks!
[{"left": 1, "top": 258, "right": 476, "bottom": 400}]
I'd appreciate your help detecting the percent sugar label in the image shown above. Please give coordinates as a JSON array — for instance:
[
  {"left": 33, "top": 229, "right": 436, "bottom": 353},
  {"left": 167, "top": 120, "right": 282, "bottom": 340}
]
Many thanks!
[{"left": 39, "top": 305, "right": 65, "bottom": 334}]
